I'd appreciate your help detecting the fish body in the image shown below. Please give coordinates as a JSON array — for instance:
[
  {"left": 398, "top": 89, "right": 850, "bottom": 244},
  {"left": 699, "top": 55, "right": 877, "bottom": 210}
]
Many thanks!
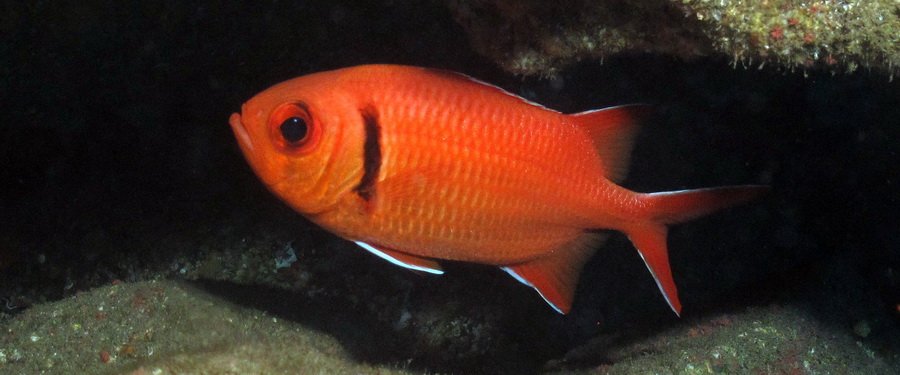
[{"left": 229, "top": 65, "right": 765, "bottom": 314}]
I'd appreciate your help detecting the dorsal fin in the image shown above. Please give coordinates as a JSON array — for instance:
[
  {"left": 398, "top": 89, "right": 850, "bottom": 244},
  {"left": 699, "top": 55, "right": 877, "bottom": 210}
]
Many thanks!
[
  {"left": 570, "top": 105, "right": 649, "bottom": 183},
  {"left": 421, "top": 67, "right": 561, "bottom": 113},
  {"left": 501, "top": 233, "right": 606, "bottom": 314}
]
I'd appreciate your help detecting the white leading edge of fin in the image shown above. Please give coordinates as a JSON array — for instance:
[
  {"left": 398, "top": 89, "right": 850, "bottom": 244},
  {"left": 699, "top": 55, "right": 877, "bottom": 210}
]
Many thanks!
[
  {"left": 441, "top": 69, "right": 561, "bottom": 114},
  {"left": 501, "top": 266, "right": 565, "bottom": 314},
  {"left": 354, "top": 241, "right": 444, "bottom": 275},
  {"left": 633, "top": 250, "right": 680, "bottom": 317},
  {"left": 571, "top": 104, "right": 642, "bottom": 117}
]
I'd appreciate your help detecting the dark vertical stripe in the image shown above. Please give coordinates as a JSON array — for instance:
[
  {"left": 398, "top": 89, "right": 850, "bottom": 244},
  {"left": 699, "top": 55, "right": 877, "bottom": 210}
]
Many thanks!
[{"left": 355, "top": 107, "right": 381, "bottom": 201}]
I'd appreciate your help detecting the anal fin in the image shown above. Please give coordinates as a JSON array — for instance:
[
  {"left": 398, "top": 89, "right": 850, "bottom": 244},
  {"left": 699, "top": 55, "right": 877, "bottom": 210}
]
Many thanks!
[
  {"left": 354, "top": 241, "right": 444, "bottom": 275},
  {"left": 501, "top": 233, "right": 605, "bottom": 314}
]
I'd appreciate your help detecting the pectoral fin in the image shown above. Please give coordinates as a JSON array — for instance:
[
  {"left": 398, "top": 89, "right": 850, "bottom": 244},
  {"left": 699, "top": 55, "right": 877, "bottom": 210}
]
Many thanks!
[{"left": 354, "top": 241, "right": 444, "bottom": 275}]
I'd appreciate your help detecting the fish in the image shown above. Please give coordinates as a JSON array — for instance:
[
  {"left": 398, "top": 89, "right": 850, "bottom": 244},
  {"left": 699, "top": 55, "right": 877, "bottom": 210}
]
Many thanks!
[{"left": 229, "top": 64, "right": 766, "bottom": 315}]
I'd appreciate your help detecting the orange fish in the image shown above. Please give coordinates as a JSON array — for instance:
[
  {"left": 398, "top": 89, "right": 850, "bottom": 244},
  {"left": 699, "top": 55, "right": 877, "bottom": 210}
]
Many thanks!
[{"left": 229, "top": 65, "right": 765, "bottom": 315}]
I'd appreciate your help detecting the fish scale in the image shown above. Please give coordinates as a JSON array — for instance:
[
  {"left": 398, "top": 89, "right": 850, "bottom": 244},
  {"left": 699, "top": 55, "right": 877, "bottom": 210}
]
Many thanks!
[
  {"left": 229, "top": 64, "right": 766, "bottom": 314},
  {"left": 384, "top": 104, "right": 596, "bottom": 215}
]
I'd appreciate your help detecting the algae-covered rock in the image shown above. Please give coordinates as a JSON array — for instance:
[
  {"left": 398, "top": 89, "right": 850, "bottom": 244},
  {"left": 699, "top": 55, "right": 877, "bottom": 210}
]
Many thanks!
[
  {"left": 447, "top": 0, "right": 899, "bottom": 77},
  {"left": 4, "top": 280, "right": 895, "bottom": 374},
  {"left": 0, "top": 280, "right": 414, "bottom": 374},
  {"left": 547, "top": 306, "right": 898, "bottom": 374}
]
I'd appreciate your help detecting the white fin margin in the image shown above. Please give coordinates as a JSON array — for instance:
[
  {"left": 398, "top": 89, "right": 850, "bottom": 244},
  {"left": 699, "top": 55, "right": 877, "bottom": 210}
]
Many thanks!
[
  {"left": 354, "top": 241, "right": 444, "bottom": 275},
  {"left": 501, "top": 266, "right": 564, "bottom": 314},
  {"left": 633, "top": 249, "right": 680, "bottom": 317},
  {"left": 440, "top": 69, "right": 561, "bottom": 114}
]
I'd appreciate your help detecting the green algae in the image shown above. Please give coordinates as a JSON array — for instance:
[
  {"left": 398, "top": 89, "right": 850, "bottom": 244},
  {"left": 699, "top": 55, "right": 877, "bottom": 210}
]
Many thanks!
[
  {"left": 447, "top": 0, "right": 899, "bottom": 78},
  {"left": 684, "top": 0, "right": 899, "bottom": 76}
]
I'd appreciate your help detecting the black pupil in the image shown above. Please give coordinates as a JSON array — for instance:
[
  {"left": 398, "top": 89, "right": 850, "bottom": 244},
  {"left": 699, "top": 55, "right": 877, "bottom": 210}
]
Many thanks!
[{"left": 280, "top": 117, "right": 307, "bottom": 144}]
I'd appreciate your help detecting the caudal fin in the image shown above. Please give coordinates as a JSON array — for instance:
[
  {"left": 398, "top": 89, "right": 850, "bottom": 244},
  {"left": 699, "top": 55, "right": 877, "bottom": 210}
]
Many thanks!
[
  {"left": 643, "top": 186, "right": 769, "bottom": 225},
  {"left": 627, "top": 185, "right": 768, "bottom": 316}
]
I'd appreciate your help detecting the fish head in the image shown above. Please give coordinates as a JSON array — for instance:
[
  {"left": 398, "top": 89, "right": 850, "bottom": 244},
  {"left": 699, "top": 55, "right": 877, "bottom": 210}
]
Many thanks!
[{"left": 229, "top": 72, "right": 364, "bottom": 215}]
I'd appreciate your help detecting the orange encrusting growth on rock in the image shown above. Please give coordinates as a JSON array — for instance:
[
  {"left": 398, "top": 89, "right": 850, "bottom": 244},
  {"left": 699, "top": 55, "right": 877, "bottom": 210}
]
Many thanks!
[{"left": 230, "top": 65, "right": 766, "bottom": 315}]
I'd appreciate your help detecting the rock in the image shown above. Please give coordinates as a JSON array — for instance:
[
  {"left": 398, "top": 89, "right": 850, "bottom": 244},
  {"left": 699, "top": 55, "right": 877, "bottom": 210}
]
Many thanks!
[
  {"left": 0, "top": 280, "right": 413, "bottom": 374},
  {"left": 447, "top": 0, "right": 899, "bottom": 77},
  {"left": 546, "top": 306, "right": 898, "bottom": 374}
]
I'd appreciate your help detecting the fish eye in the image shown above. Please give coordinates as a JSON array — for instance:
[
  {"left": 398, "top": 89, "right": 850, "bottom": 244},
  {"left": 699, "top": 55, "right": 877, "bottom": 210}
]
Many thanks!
[
  {"left": 280, "top": 117, "right": 308, "bottom": 144},
  {"left": 268, "top": 102, "right": 319, "bottom": 153}
]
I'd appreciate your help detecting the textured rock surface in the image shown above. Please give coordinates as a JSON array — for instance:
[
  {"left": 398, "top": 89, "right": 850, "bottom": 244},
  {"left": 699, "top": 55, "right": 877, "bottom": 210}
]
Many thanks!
[
  {"left": 0, "top": 280, "right": 413, "bottom": 374},
  {"left": 548, "top": 306, "right": 896, "bottom": 374},
  {"left": 1, "top": 281, "right": 894, "bottom": 373},
  {"left": 448, "top": 0, "right": 900, "bottom": 77}
]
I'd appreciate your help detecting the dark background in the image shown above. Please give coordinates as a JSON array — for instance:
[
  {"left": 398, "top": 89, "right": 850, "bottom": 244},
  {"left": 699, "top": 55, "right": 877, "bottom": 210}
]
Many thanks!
[{"left": 2, "top": 1, "right": 898, "bottom": 372}]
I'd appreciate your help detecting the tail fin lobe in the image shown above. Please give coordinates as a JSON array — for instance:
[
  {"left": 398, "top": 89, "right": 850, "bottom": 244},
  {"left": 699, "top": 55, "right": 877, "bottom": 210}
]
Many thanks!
[
  {"left": 626, "top": 224, "right": 680, "bottom": 315},
  {"left": 643, "top": 185, "right": 769, "bottom": 224},
  {"left": 627, "top": 185, "right": 767, "bottom": 315}
]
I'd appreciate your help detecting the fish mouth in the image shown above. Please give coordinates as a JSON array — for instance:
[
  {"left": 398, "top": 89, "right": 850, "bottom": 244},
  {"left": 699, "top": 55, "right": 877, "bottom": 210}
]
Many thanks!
[{"left": 229, "top": 112, "right": 254, "bottom": 152}]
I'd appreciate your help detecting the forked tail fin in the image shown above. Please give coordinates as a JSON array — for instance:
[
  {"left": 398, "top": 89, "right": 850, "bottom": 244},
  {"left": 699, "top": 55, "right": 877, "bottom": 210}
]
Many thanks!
[
  {"left": 627, "top": 185, "right": 768, "bottom": 316},
  {"left": 643, "top": 186, "right": 769, "bottom": 225}
]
